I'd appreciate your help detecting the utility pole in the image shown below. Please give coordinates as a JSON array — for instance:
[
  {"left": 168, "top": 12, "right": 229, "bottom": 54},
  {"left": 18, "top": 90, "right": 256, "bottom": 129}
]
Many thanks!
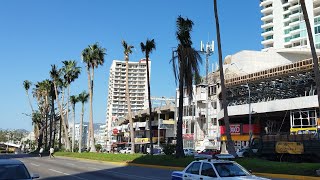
[{"left": 200, "top": 41, "right": 214, "bottom": 138}]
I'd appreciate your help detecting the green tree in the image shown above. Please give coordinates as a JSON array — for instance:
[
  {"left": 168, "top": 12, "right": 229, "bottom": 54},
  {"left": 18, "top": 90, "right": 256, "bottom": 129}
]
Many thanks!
[
  {"left": 78, "top": 91, "right": 89, "bottom": 153},
  {"left": 70, "top": 95, "right": 79, "bottom": 152},
  {"left": 62, "top": 60, "right": 81, "bottom": 151},
  {"left": 140, "top": 39, "right": 156, "bottom": 155},
  {"left": 50, "top": 64, "right": 69, "bottom": 150},
  {"left": 213, "top": 0, "right": 236, "bottom": 156},
  {"left": 171, "top": 16, "right": 202, "bottom": 158},
  {"left": 81, "top": 43, "right": 106, "bottom": 152},
  {"left": 122, "top": 40, "right": 135, "bottom": 154}
]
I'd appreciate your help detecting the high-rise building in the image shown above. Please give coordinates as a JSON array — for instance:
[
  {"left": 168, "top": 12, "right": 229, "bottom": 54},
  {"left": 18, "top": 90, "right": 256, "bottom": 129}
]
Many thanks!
[
  {"left": 106, "top": 59, "right": 150, "bottom": 148},
  {"left": 260, "top": 0, "right": 320, "bottom": 50}
]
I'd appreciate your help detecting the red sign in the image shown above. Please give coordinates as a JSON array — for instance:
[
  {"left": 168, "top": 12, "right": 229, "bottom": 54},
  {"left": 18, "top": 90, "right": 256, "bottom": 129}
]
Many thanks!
[
  {"left": 230, "top": 124, "right": 241, "bottom": 135},
  {"left": 220, "top": 124, "right": 261, "bottom": 135},
  {"left": 183, "top": 133, "right": 194, "bottom": 140},
  {"left": 112, "top": 128, "right": 119, "bottom": 135}
]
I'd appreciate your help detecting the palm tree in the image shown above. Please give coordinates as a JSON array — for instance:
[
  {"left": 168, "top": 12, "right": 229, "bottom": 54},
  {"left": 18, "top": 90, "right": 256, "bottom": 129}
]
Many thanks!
[
  {"left": 140, "top": 39, "right": 156, "bottom": 155},
  {"left": 23, "top": 80, "right": 34, "bottom": 112},
  {"left": 50, "top": 64, "right": 70, "bottom": 150},
  {"left": 23, "top": 80, "right": 38, "bottom": 143},
  {"left": 78, "top": 91, "right": 89, "bottom": 153},
  {"left": 301, "top": 0, "right": 320, "bottom": 110},
  {"left": 70, "top": 95, "right": 79, "bottom": 152},
  {"left": 81, "top": 43, "right": 106, "bottom": 152},
  {"left": 171, "top": 16, "right": 202, "bottom": 158},
  {"left": 213, "top": 0, "right": 236, "bottom": 156},
  {"left": 62, "top": 60, "right": 81, "bottom": 137},
  {"left": 121, "top": 40, "right": 135, "bottom": 154}
]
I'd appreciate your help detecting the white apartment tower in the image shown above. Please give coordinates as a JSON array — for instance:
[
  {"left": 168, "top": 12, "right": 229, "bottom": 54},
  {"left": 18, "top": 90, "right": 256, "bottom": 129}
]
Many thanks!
[
  {"left": 261, "top": 0, "right": 320, "bottom": 50},
  {"left": 106, "top": 59, "right": 150, "bottom": 141}
]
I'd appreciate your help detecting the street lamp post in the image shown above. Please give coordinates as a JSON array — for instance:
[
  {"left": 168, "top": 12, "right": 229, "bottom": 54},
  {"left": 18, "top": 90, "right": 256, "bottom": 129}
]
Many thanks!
[
  {"left": 200, "top": 41, "right": 214, "bottom": 137},
  {"left": 243, "top": 84, "right": 252, "bottom": 144}
]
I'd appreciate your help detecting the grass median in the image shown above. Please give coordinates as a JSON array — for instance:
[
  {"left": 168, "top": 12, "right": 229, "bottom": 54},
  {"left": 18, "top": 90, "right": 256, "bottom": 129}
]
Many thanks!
[{"left": 55, "top": 152, "right": 320, "bottom": 176}]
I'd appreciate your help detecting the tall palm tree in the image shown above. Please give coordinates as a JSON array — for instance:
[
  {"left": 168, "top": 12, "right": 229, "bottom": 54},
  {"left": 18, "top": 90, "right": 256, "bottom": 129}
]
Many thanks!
[
  {"left": 23, "top": 80, "right": 34, "bottom": 112},
  {"left": 78, "top": 91, "right": 89, "bottom": 153},
  {"left": 62, "top": 60, "right": 81, "bottom": 135},
  {"left": 121, "top": 40, "right": 135, "bottom": 154},
  {"left": 213, "top": 0, "right": 236, "bottom": 156},
  {"left": 171, "top": 16, "right": 202, "bottom": 158},
  {"left": 301, "top": 0, "right": 320, "bottom": 110},
  {"left": 50, "top": 64, "right": 70, "bottom": 150},
  {"left": 70, "top": 95, "right": 79, "bottom": 152},
  {"left": 23, "top": 80, "right": 38, "bottom": 143},
  {"left": 82, "top": 43, "right": 106, "bottom": 152},
  {"left": 140, "top": 39, "right": 156, "bottom": 155}
]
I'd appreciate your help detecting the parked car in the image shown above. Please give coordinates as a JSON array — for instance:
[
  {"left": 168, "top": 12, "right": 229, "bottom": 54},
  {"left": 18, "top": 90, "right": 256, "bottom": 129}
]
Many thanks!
[
  {"left": 0, "top": 159, "right": 39, "bottom": 180},
  {"left": 119, "top": 147, "right": 131, "bottom": 154},
  {"left": 184, "top": 148, "right": 196, "bottom": 156},
  {"left": 147, "top": 147, "right": 164, "bottom": 155},
  {"left": 194, "top": 149, "right": 221, "bottom": 159},
  {"left": 171, "top": 159, "right": 270, "bottom": 180},
  {"left": 236, "top": 148, "right": 251, "bottom": 158}
]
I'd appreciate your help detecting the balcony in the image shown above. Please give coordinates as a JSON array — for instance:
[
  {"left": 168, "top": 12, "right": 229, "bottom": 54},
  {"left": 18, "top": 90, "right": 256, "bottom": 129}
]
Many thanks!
[
  {"left": 261, "top": 13, "right": 273, "bottom": 22},
  {"left": 261, "top": 38, "right": 274, "bottom": 45},
  {"left": 261, "top": 21, "right": 273, "bottom": 29},
  {"left": 260, "top": 0, "right": 272, "bottom": 7},
  {"left": 289, "top": 3, "right": 300, "bottom": 11},
  {"left": 261, "top": 5, "right": 273, "bottom": 14},
  {"left": 261, "top": 29, "right": 273, "bottom": 37}
]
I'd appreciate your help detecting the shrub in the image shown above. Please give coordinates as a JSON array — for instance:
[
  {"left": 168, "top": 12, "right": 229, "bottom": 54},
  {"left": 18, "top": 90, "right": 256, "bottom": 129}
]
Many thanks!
[{"left": 163, "top": 144, "right": 176, "bottom": 155}]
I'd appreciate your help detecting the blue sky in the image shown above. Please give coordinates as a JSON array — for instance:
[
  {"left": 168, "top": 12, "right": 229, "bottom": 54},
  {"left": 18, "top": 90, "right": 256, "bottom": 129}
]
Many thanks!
[{"left": 0, "top": 1, "right": 261, "bottom": 131}]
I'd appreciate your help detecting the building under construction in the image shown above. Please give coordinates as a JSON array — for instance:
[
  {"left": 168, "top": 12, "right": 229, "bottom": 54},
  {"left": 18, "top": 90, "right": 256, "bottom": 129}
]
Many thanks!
[{"left": 212, "top": 49, "right": 320, "bottom": 150}]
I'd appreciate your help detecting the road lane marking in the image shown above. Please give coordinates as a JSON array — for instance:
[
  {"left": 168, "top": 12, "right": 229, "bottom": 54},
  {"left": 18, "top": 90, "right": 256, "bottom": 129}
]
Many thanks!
[
  {"left": 49, "top": 168, "right": 88, "bottom": 180},
  {"left": 30, "top": 163, "right": 40, "bottom": 167}
]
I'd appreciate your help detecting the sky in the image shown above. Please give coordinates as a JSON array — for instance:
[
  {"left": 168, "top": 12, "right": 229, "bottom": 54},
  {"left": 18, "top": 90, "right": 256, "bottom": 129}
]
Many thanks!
[{"left": 0, "top": 1, "right": 262, "bottom": 131}]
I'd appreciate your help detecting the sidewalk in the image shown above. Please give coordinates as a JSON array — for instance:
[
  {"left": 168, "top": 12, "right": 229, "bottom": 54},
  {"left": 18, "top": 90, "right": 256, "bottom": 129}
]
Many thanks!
[{"left": 57, "top": 155, "right": 319, "bottom": 180}]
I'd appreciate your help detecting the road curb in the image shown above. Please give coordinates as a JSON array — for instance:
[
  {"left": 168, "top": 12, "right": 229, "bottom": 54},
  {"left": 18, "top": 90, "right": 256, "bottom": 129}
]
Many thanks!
[{"left": 56, "top": 155, "right": 319, "bottom": 179}]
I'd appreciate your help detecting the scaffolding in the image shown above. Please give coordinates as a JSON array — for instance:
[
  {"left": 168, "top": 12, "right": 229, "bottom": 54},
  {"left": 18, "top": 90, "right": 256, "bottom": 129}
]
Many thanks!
[{"left": 225, "top": 57, "right": 320, "bottom": 87}]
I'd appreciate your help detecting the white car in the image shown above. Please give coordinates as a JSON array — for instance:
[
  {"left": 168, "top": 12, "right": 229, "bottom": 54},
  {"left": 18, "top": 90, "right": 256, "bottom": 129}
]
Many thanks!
[
  {"left": 171, "top": 159, "right": 270, "bottom": 180},
  {"left": 119, "top": 147, "right": 131, "bottom": 154},
  {"left": 184, "top": 148, "right": 196, "bottom": 156}
]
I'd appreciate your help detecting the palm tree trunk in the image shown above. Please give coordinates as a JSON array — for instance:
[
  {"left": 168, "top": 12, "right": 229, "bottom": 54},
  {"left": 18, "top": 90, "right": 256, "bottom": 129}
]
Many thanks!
[
  {"left": 176, "top": 62, "right": 185, "bottom": 158},
  {"left": 125, "top": 59, "right": 135, "bottom": 154},
  {"left": 89, "top": 68, "right": 96, "bottom": 152},
  {"left": 66, "top": 85, "right": 70, "bottom": 132},
  {"left": 49, "top": 93, "right": 54, "bottom": 148},
  {"left": 146, "top": 56, "right": 153, "bottom": 155},
  {"left": 26, "top": 91, "right": 34, "bottom": 112},
  {"left": 213, "top": 0, "right": 236, "bottom": 156},
  {"left": 53, "top": 81, "right": 71, "bottom": 151},
  {"left": 86, "top": 67, "right": 91, "bottom": 150},
  {"left": 79, "top": 103, "right": 84, "bottom": 153},
  {"left": 72, "top": 104, "right": 76, "bottom": 152},
  {"left": 301, "top": 0, "right": 320, "bottom": 110},
  {"left": 53, "top": 114, "right": 57, "bottom": 148}
]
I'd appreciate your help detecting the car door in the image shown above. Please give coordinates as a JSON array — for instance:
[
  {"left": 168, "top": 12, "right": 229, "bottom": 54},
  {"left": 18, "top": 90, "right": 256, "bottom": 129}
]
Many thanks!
[
  {"left": 183, "top": 162, "right": 201, "bottom": 180},
  {"left": 200, "top": 162, "right": 218, "bottom": 180}
]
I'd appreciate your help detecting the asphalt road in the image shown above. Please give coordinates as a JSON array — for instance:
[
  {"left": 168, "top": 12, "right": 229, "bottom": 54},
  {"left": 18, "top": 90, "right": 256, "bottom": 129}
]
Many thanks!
[
  {"left": 0, "top": 154, "right": 289, "bottom": 180},
  {"left": 0, "top": 154, "right": 171, "bottom": 180}
]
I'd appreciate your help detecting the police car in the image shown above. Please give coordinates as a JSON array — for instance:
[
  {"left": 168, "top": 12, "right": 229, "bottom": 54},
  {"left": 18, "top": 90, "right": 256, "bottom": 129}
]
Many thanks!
[{"left": 171, "top": 158, "right": 270, "bottom": 180}]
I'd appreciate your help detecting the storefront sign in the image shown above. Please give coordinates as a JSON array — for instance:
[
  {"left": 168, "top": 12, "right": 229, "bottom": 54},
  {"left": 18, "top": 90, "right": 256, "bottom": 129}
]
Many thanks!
[
  {"left": 276, "top": 141, "right": 304, "bottom": 154},
  {"left": 230, "top": 124, "right": 241, "bottom": 135},
  {"left": 182, "top": 133, "right": 194, "bottom": 140}
]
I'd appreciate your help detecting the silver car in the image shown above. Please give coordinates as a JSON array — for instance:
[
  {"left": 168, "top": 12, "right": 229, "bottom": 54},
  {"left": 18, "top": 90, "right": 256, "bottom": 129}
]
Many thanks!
[{"left": 0, "top": 159, "right": 39, "bottom": 180}]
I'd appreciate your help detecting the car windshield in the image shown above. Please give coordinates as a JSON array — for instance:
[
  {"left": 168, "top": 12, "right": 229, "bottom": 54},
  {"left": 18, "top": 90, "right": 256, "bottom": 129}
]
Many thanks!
[
  {"left": 0, "top": 164, "right": 31, "bottom": 180},
  {"left": 214, "top": 163, "right": 250, "bottom": 177}
]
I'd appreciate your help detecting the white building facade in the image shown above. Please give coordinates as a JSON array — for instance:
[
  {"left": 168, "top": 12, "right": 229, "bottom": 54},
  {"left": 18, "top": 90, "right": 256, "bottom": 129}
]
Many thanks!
[
  {"left": 261, "top": 0, "right": 320, "bottom": 50},
  {"left": 106, "top": 59, "right": 150, "bottom": 150}
]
